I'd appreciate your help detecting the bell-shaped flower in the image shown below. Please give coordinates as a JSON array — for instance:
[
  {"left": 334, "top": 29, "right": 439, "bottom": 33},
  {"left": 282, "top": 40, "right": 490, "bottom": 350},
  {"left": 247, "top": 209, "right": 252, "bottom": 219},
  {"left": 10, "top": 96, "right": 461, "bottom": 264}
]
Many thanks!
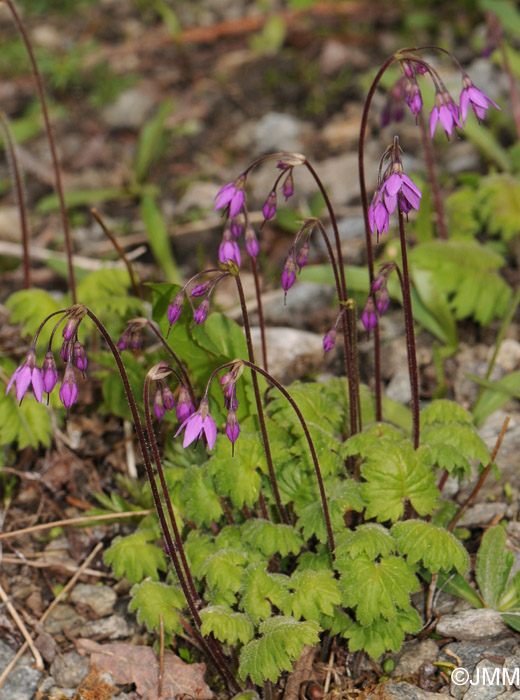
[
  {"left": 430, "top": 89, "right": 461, "bottom": 138},
  {"left": 176, "top": 385, "right": 195, "bottom": 423},
  {"left": 42, "top": 351, "right": 58, "bottom": 399},
  {"left": 6, "top": 348, "right": 43, "bottom": 404},
  {"left": 59, "top": 363, "right": 78, "bottom": 410},
  {"left": 175, "top": 397, "right": 217, "bottom": 450},
  {"left": 214, "top": 180, "right": 245, "bottom": 218},
  {"left": 460, "top": 75, "right": 500, "bottom": 124}
]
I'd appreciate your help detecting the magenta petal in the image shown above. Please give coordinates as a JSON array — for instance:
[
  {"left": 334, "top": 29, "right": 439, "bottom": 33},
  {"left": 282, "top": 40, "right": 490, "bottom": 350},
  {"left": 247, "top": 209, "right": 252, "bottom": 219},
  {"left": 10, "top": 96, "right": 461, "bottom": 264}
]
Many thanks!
[
  {"left": 384, "top": 192, "right": 398, "bottom": 215},
  {"left": 467, "top": 86, "right": 490, "bottom": 109},
  {"left": 401, "top": 184, "right": 421, "bottom": 211},
  {"left": 401, "top": 173, "right": 421, "bottom": 198},
  {"left": 31, "top": 368, "right": 44, "bottom": 403},
  {"left": 6, "top": 366, "right": 21, "bottom": 396},
  {"left": 429, "top": 107, "right": 439, "bottom": 138},
  {"left": 15, "top": 366, "right": 32, "bottom": 403},
  {"left": 203, "top": 415, "right": 217, "bottom": 450},
  {"left": 385, "top": 173, "right": 402, "bottom": 197},
  {"left": 229, "top": 190, "right": 245, "bottom": 218},
  {"left": 183, "top": 414, "right": 203, "bottom": 447},
  {"left": 214, "top": 183, "right": 235, "bottom": 210},
  {"left": 439, "top": 105, "right": 454, "bottom": 135}
]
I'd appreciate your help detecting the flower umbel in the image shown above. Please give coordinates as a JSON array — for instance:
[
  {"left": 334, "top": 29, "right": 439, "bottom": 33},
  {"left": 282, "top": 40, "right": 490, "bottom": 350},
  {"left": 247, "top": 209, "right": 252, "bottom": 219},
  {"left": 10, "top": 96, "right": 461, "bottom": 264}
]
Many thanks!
[{"left": 175, "top": 397, "right": 217, "bottom": 450}]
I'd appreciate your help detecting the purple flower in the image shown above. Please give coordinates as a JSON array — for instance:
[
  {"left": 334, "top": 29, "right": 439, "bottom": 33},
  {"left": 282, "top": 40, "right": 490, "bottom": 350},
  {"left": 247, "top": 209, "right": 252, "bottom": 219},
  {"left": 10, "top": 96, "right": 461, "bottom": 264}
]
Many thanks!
[
  {"left": 383, "top": 171, "right": 422, "bottom": 214},
  {"left": 231, "top": 218, "right": 243, "bottom": 238},
  {"left": 62, "top": 317, "right": 78, "bottom": 341},
  {"left": 361, "top": 296, "right": 378, "bottom": 332},
  {"left": 117, "top": 329, "right": 132, "bottom": 351},
  {"left": 214, "top": 181, "right": 245, "bottom": 218},
  {"left": 167, "top": 291, "right": 184, "bottom": 327},
  {"left": 460, "top": 75, "right": 500, "bottom": 124},
  {"left": 162, "top": 385, "right": 175, "bottom": 411},
  {"left": 176, "top": 385, "right": 195, "bottom": 423},
  {"left": 262, "top": 191, "right": 277, "bottom": 221},
  {"left": 323, "top": 329, "right": 336, "bottom": 354},
  {"left": 225, "top": 409, "right": 240, "bottom": 447},
  {"left": 245, "top": 226, "right": 259, "bottom": 258},
  {"left": 153, "top": 387, "right": 165, "bottom": 420},
  {"left": 191, "top": 281, "right": 212, "bottom": 298},
  {"left": 368, "top": 195, "right": 390, "bottom": 237},
  {"left": 175, "top": 397, "right": 217, "bottom": 450},
  {"left": 218, "top": 238, "right": 241, "bottom": 267},
  {"left": 220, "top": 371, "right": 238, "bottom": 411},
  {"left": 405, "top": 79, "right": 423, "bottom": 117},
  {"left": 42, "top": 351, "right": 58, "bottom": 397},
  {"left": 59, "top": 363, "right": 78, "bottom": 410},
  {"left": 296, "top": 241, "right": 310, "bottom": 271},
  {"left": 6, "top": 348, "right": 43, "bottom": 404},
  {"left": 282, "top": 172, "right": 294, "bottom": 200},
  {"left": 281, "top": 255, "right": 296, "bottom": 295},
  {"left": 73, "top": 341, "right": 88, "bottom": 372},
  {"left": 60, "top": 340, "right": 71, "bottom": 363},
  {"left": 193, "top": 298, "right": 210, "bottom": 325},
  {"left": 131, "top": 331, "right": 144, "bottom": 350},
  {"left": 430, "top": 90, "right": 462, "bottom": 138},
  {"left": 376, "top": 287, "right": 390, "bottom": 315}
]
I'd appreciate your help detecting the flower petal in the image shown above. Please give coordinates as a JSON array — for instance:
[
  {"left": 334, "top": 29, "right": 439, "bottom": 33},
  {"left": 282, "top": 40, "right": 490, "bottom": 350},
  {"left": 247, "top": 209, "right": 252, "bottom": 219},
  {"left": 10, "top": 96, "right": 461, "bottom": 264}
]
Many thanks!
[
  {"left": 31, "top": 368, "right": 44, "bottom": 403},
  {"left": 15, "top": 366, "right": 32, "bottom": 403},
  {"left": 6, "top": 365, "right": 22, "bottom": 396},
  {"left": 183, "top": 413, "right": 203, "bottom": 447},
  {"left": 203, "top": 415, "right": 217, "bottom": 450}
]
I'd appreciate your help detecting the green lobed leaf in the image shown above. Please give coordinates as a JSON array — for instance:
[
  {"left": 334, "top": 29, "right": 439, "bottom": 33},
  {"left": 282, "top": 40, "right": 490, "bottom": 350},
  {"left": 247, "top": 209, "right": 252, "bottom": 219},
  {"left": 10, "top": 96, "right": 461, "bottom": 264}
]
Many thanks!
[
  {"left": 181, "top": 465, "right": 223, "bottom": 527},
  {"left": 421, "top": 399, "right": 473, "bottom": 426},
  {"left": 444, "top": 186, "right": 481, "bottom": 240},
  {"left": 289, "top": 570, "right": 342, "bottom": 621},
  {"left": 240, "top": 563, "right": 292, "bottom": 625},
  {"left": 339, "top": 554, "right": 420, "bottom": 626},
  {"left": 479, "top": 174, "right": 520, "bottom": 241},
  {"left": 421, "top": 423, "right": 490, "bottom": 473},
  {"left": 239, "top": 616, "right": 321, "bottom": 685},
  {"left": 335, "top": 523, "right": 396, "bottom": 561},
  {"left": 0, "top": 390, "right": 53, "bottom": 449},
  {"left": 199, "top": 549, "right": 248, "bottom": 594},
  {"left": 391, "top": 520, "right": 469, "bottom": 574},
  {"left": 476, "top": 525, "right": 512, "bottom": 608},
  {"left": 344, "top": 608, "right": 422, "bottom": 659},
  {"left": 129, "top": 579, "right": 185, "bottom": 635},
  {"left": 209, "top": 433, "right": 264, "bottom": 508},
  {"left": 241, "top": 519, "right": 304, "bottom": 558},
  {"left": 357, "top": 441, "right": 438, "bottom": 522},
  {"left": 409, "top": 240, "right": 511, "bottom": 327},
  {"left": 184, "top": 532, "right": 216, "bottom": 577},
  {"left": 5, "top": 289, "right": 62, "bottom": 349},
  {"left": 200, "top": 605, "right": 254, "bottom": 646},
  {"left": 297, "top": 479, "right": 365, "bottom": 543},
  {"left": 104, "top": 532, "right": 167, "bottom": 584}
]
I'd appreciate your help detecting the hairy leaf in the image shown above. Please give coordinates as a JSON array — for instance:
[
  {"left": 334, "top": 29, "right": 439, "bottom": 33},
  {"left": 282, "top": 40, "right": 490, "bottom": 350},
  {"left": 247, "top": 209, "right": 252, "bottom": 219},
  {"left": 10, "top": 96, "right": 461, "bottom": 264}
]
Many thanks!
[
  {"left": 391, "top": 520, "right": 469, "bottom": 574},
  {"left": 0, "top": 391, "right": 53, "bottom": 449},
  {"left": 339, "top": 554, "right": 419, "bottom": 626},
  {"left": 345, "top": 608, "right": 422, "bottom": 659},
  {"left": 200, "top": 606, "right": 254, "bottom": 646},
  {"left": 335, "top": 524, "right": 396, "bottom": 561},
  {"left": 182, "top": 465, "right": 223, "bottom": 527},
  {"left": 209, "top": 434, "right": 264, "bottom": 508},
  {"left": 5, "top": 289, "right": 62, "bottom": 348},
  {"left": 476, "top": 525, "right": 513, "bottom": 608},
  {"left": 199, "top": 549, "right": 248, "bottom": 594},
  {"left": 129, "top": 579, "right": 185, "bottom": 635},
  {"left": 356, "top": 441, "right": 438, "bottom": 522},
  {"left": 297, "top": 479, "right": 365, "bottom": 542},
  {"left": 240, "top": 563, "right": 291, "bottom": 625},
  {"left": 239, "top": 616, "right": 321, "bottom": 684},
  {"left": 241, "top": 519, "right": 304, "bottom": 558},
  {"left": 421, "top": 400, "right": 473, "bottom": 426},
  {"left": 104, "top": 532, "right": 167, "bottom": 584},
  {"left": 289, "top": 570, "right": 341, "bottom": 621}
]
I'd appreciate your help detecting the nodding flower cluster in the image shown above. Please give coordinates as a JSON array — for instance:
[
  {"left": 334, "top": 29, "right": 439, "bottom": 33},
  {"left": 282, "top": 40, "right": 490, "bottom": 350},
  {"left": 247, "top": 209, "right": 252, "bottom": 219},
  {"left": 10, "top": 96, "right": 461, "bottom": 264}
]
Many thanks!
[
  {"left": 382, "top": 53, "right": 500, "bottom": 137},
  {"left": 361, "top": 263, "right": 396, "bottom": 332},
  {"left": 147, "top": 362, "right": 195, "bottom": 425},
  {"left": 212, "top": 153, "right": 305, "bottom": 270},
  {"left": 163, "top": 271, "right": 231, "bottom": 335},
  {"left": 6, "top": 304, "right": 88, "bottom": 410},
  {"left": 281, "top": 219, "right": 315, "bottom": 302},
  {"left": 175, "top": 360, "right": 244, "bottom": 452},
  {"left": 368, "top": 136, "right": 422, "bottom": 240}
]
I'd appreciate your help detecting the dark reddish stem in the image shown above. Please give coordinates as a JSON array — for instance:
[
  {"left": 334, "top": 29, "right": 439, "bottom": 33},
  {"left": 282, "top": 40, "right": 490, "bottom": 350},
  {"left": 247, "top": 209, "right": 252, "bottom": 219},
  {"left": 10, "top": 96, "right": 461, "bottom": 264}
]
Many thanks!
[
  {"left": 0, "top": 110, "right": 30, "bottom": 289},
  {"left": 251, "top": 256, "right": 268, "bottom": 371},
  {"left": 358, "top": 54, "right": 397, "bottom": 420},
  {"left": 6, "top": 0, "right": 77, "bottom": 302},
  {"left": 85, "top": 308, "right": 241, "bottom": 694},
  {"left": 448, "top": 417, "right": 510, "bottom": 531},
  {"left": 396, "top": 210, "right": 420, "bottom": 449},
  {"left": 234, "top": 274, "right": 289, "bottom": 524},
  {"left": 145, "top": 321, "right": 196, "bottom": 404},
  {"left": 417, "top": 111, "right": 448, "bottom": 239}
]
